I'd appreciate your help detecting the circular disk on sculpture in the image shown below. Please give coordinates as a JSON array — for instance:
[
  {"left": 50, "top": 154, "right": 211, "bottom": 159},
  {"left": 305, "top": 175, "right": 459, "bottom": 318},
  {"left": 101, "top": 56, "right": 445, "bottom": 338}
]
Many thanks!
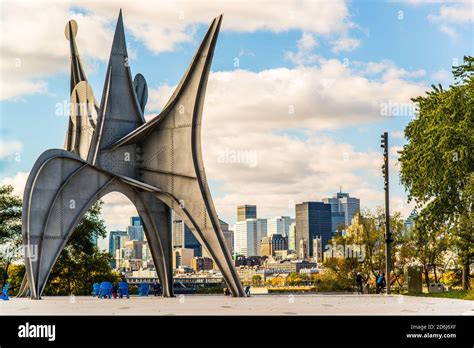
[
  {"left": 133, "top": 73, "right": 148, "bottom": 111},
  {"left": 65, "top": 20, "right": 78, "bottom": 41},
  {"left": 71, "top": 81, "right": 97, "bottom": 124}
]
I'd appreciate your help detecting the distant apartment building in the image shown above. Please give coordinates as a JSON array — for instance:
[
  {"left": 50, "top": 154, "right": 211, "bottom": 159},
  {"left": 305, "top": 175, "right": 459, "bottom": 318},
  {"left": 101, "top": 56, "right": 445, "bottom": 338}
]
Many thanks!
[
  {"left": 173, "top": 248, "right": 194, "bottom": 269},
  {"left": 265, "top": 260, "right": 317, "bottom": 273},
  {"left": 142, "top": 242, "right": 152, "bottom": 263},
  {"left": 124, "top": 240, "right": 146, "bottom": 260},
  {"left": 235, "top": 218, "right": 267, "bottom": 256},
  {"left": 237, "top": 205, "right": 257, "bottom": 222},
  {"left": 313, "top": 236, "right": 323, "bottom": 263},
  {"left": 260, "top": 234, "right": 288, "bottom": 257},
  {"left": 295, "top": 202, "right": 332, "bottom": 258},
  {"left": 322, "top": 191, "right": 360, "bottom": 233},
  {"left": 192, "top": 257, "right": 214, "bottom": 272},
  {"left": 267, "top": 216, "right": 295, "bottom": 237}
]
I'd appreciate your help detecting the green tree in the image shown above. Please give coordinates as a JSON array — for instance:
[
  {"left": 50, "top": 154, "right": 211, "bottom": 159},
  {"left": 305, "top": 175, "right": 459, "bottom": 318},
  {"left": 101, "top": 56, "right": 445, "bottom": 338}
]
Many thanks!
[
  {"left": 0, "top": 184, "right": 119, "bottom": 295},
  {"left": 0, "top": 185, "right": 22, "bottom": 287},
  {"left": 44, "top": 201, "right": 120, "bottom": 295},
  {"left": 399, "top": 56, "right": 474, "bottom": 289},
  {"left": 251, "top": 274, "right": 262, "bottom": 286},
  {"left": 325, "top": 210, "right": 407, "bottom": 291}
]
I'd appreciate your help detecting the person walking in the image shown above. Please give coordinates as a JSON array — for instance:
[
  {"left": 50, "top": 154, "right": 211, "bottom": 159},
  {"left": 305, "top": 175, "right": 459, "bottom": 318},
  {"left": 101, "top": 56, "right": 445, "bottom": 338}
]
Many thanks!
[
  {"left": 376, "top": 272, "right": 386, "bottom": 294},
  {"left": 356, "top": 272, "right": 364, "bottom": 294},
  {"left": 153, "top": 281, "right": 161, "bottom": 296}
]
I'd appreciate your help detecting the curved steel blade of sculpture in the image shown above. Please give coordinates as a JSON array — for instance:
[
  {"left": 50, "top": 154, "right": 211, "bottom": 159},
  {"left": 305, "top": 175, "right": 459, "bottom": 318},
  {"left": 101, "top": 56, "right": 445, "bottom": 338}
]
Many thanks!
[
  {"left": 64, "top": 20, "right": 98, "bottom": 158},
  {"left": 22, "top": 10, "right": 244, "bottom": 299}
]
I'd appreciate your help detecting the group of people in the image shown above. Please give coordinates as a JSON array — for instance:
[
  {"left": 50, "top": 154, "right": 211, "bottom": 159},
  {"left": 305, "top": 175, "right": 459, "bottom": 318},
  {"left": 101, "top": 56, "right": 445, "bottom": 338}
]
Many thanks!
[
  {"left": 223, "top": 285, "right": 251, "bottom": 297},
  {"left": 92, "top": 279, "right": 129, "bottom": 299},
  {"left": 355, "top": 272, "right": 386, "bottom": 294}
]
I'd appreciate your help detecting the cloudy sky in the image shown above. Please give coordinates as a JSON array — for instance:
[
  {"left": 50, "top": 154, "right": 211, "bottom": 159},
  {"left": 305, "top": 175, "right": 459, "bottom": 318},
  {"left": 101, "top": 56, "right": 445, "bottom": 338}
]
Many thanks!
[{"left": 0, "top": 0, "right": 472, "bottom": 249}]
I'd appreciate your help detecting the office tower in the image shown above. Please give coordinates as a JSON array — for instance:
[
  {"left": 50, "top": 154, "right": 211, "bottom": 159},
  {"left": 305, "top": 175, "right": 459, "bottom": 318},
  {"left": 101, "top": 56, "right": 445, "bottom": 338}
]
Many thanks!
[
  {"left": 295, "top": 202, "right": 332, "bottom": 258},
  {"left": 267, "top": 216, "right": 295, "bottom": 237},
  {"left": 127, "top": 216, "right": 145, "bottom": 241},
  {"left": 260, "top": 234, "right": 288, "bottom": 257},
  {"left": 288, "top": 222, "right": 296, "bottom": 251},
  {"left": 108, "top": 230, "right": 128, "bottom": 258},
  {"left": 234, "top": 218, "right": 267, "bottom": 256},
  {"left": 237, "top": 205, "right": 257, "bottom": 222},
  {"left": 172, "top": 214, "right": 202, "bottom": 257},
  {"left": 322, "top": 191, "right": 360, "bottom": 232},
  {"left": 220, "top": 219, "right": 234, "bottom": 254}
]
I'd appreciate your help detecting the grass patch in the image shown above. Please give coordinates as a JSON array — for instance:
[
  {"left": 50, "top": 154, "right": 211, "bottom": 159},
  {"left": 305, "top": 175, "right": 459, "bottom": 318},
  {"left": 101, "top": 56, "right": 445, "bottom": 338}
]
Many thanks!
[{"left": 405, "top": 289, "right": 474, "bottom": 301}]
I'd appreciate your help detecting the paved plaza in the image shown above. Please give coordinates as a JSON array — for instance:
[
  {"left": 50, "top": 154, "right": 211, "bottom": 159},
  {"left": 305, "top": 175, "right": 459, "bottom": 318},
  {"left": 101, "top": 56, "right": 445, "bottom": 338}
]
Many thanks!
[{"left": 1, "top": 294, "right": 472, "bottom": 315}]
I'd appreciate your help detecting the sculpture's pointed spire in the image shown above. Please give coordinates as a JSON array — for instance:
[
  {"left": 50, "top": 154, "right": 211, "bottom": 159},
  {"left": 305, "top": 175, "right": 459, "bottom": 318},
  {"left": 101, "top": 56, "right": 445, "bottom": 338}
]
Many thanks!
[
  {"left": 108, "top": 14, "right": 224, "bottom": 149},
  {"left": 111, "top": 9, "right": 127, "bottom": 56},
  {"left": 88, "top": 9, "right": 145, "bottom": 165}
]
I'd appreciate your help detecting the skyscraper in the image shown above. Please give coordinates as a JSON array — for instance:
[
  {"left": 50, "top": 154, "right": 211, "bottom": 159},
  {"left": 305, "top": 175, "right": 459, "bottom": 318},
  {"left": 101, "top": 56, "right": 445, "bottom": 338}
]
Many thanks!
[
  {"left": 172, "top": 214, "right": 202, "bottom": 257},
  {"left": 127, "top": 216, "right": 145, "bottom": 241},
  {"left": 295, "top": 202, "right": 332, "bottom": 258},
  {"left": 234, "top": 218, "right": 267, "bottom": 256},
  {"left": 288, "top": 222, "right": 296, "bottom": 251},
  {"left": 108, "top": 230, "right": 128, "bottom": 256},
  {"left": 237, "top": 205, "right": 257, "bottom": 221},
  {"left": 220, "top": 219, "right": 234, "bottom": 254},
  {"left": 267, "top": 216, "right": 295, "bottom": 237},
  {"left": 322, "top": 191, "right": 360, "bottom": 233}
]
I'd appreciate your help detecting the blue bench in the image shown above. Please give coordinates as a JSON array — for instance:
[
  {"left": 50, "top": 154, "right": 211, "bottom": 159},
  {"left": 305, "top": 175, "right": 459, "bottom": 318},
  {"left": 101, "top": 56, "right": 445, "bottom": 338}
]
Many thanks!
[
  {"left": 99, "top": 281, "right": 113, "bottom": 298},
  {"left": 92, "top": 283, "right": 100, "bottom": 297},
  {"left": 118, "top": 281, "right": 129, "bottom": 299},
  {"left": 0, "top": 283, "right": 10, "bottom": 300},
  {"left": 139, "top": 283, "right": 149, "bottom": 296}
]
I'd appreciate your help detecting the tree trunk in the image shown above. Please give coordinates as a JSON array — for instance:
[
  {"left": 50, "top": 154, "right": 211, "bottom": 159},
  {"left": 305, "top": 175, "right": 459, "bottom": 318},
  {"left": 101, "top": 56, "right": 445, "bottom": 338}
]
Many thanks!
[
  {"left": 424, "top": 267, "right": 430, "bottom": 288},
  {"left": 2, "top": 261, "right": 11, "bottom": 287},
  {"left": 462, "top": 262, "right": 470, "bottom": 290}
]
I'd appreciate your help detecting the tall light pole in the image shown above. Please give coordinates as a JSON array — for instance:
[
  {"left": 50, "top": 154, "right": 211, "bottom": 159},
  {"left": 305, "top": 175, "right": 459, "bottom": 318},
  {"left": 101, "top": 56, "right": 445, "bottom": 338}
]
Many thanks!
[{"left": 381, "top": 132, "right": 392, "bottom": 294}]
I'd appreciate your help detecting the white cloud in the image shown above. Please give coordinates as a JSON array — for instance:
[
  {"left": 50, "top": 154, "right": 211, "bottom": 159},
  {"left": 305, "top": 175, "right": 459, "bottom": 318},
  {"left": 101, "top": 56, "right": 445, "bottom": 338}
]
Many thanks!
[
  {"left": 149, "top": 59, "right": 425, "bottom": 132},
  {"left": 285, "top": 32, "right": 320, "bottom": 66},
  {"left": 0, "top": 140, "right": 22, "bottom": 159},
  {"left": 432, "top": 69, "right": 453, "bottom": 85},
  {"left": 101, "top": 192, "right": 138, "bottom": 231},
  {"left": 428, "top": 0, "right": 474, "bottom": 23},
  {"left": 392, "top": 131, "right": 405, "bottom": 139},
  {"left": 145, "top": 59, "right": 426, "bottom": 223},
  {"left": 331, "top": 37, "right": 360, "bottom": 53},
  {"left": 0, "top": 0, "right": 354, "bottom": 101},
  {"left": 427, "top": 0, "right": 473, "bottom": 36},
  {"left": 0, "top": 171, "right": 28, "bottom": 197}
]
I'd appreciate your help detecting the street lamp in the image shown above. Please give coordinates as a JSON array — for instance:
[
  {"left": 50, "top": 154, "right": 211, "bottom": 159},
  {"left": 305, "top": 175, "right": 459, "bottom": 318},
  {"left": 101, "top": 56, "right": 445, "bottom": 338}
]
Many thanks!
[{"left": 380, "top": 132, "right": 392, "bottom": 294}]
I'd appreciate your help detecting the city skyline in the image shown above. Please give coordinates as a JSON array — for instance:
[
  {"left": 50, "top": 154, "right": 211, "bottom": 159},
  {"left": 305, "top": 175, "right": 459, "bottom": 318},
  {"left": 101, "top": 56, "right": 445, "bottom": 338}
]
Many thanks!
[{"left": 1, "top": 1, "right": 471, "bottom": 244}]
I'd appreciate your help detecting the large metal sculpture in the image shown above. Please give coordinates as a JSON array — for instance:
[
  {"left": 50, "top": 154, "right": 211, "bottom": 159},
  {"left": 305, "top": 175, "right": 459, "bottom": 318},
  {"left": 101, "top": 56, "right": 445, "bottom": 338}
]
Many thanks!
[{"left": 20, "top": 10, "right": 244, "bottom": 298}]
